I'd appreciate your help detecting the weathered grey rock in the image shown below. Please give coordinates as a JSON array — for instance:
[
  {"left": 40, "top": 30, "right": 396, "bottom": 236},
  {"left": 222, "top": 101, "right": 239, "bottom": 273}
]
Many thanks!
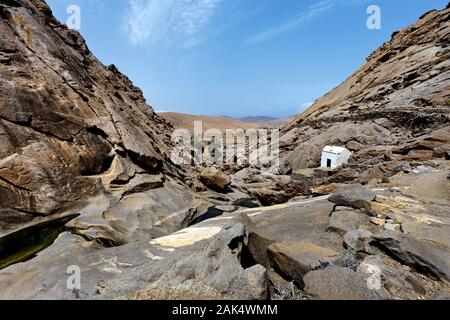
[
  {"left": 364, "top": 201, "right": 392, "bottom": 218},
  {"left": 433, "top": 290, "right": 450, "bottom": 300},
  {"left": 0, "top": 221, "right": 269, "bottom": 300},
  {"left": 247, "top": 188, "right": 291, "bottom": 206},
  {"left": 121, "top": 223, "right": 268, "bottom": 300},
  {"left": 357, "top": 255, "right": 444, "bottom": 300},
  {"left": 247, "top": 229, "right": 276, "bottom": 268},
  {"left": 346, "top": 140, "right": 365, "bottom": 152},
  {"left": 0, "top": 231, "right": 167, "bottom": 299},
  {"left": 277, "top": 159, "right": 292, "bottom": 175},
  {"left": 233, "top": 168, "right": 307, "bottom": 205},
  {"left": 369, "top": 217, "right": 386, "bottom": 226},
  {"left": 327, "top": 207, "right": 368, "bottom": 236},
  {"left": 384, "top": 223, "right": 402, "bottom": 232},
  {"left": 268, "top": 242, "right": 339, "bottom": 288},
  {"left": 67, "top": 180, "right": 203, "bottom": 244},
  {"left": 248, "top": 198, "right": 338, "bottom": 246},
  {"left": 303, "top": 266, "right": 386, "bottom": 300},
  {"left": 344, "top": 229, "right": 373, "bottom": 252},
  {"left": 328, "top": 184, "right": 377, "bottom": 209},
  {"left": 372, "top": 230, "right": 450, "bottom": 282},
  {"left": 199, "top": 168, "right": 231, "bottom": 192}
]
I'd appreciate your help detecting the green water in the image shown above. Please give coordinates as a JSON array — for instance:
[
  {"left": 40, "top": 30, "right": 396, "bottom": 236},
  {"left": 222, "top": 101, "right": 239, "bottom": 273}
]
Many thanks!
[{"left": 0, "top": 214, "right": 78, "bottom": 270}]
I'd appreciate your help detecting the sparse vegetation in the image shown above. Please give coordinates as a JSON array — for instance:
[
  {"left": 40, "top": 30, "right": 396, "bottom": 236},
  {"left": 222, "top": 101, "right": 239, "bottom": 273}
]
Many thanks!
[
  {"left": 270, "top": 282, "right": 303, "bottom": 300},
  {"left": 342, "top": 248, "right": 361, "bottom": 271}
]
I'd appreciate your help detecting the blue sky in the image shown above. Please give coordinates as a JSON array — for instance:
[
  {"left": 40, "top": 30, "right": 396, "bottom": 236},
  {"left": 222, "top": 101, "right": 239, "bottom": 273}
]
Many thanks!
[{"left": 47, "top": 0, "right": 448, "bottom": 118}]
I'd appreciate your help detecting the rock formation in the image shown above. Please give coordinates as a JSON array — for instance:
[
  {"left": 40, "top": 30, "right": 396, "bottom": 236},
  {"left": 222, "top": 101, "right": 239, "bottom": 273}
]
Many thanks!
[
  {"left": 0, "top": 0, "right": 449, "bottom": 300},
  {"left": 0, "top": 0, "right": 183, "bottom": 238},
  {"left": 0, "top": 0, "right": 254, "bottom": 262}
]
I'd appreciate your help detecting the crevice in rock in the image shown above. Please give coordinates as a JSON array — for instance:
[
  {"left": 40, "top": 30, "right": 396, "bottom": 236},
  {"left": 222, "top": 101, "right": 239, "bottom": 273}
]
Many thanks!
[
  {"left": 0, "top": 113, "right": 80, "bottom": 142},
  {"left": 120, "top": 178, "right": 165, "bottom": 199},
  {"left": 228, "top": 236, "right": 258, "bottom": 270},
  {"left": 68, "top": 228, "right": 123, "bottom": 248},
  {"left": 80, "top": 153, "right": 115, "bottom": 177},
  {"left": 126, "top": 149, "right": 162, "bottom": 173},
  {"left": 188, "top": 206, "right": 224, "bottom": 227},
  {"left": 0, "top": 0, "right": 21, "bottom": 9},
  {"left": 0, "top": 174, "right": 32, "bottom": 192},
  {"left": 86, "top": 126, "right": 109, "bottom": 140},
  {"left": 240, "top": 243, "right": 258, "bottom": 269},
  {"left": 370, "top": 241, "right": 446, "bottom": 282},
  {"left": 2, "top": 206, "right": 49, "bottom": 218}
]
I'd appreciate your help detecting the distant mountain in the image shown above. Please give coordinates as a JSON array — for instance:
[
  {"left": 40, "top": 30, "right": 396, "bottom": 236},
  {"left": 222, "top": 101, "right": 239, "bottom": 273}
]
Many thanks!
[
  {"left": 238, "top": 116, "right": 294, "bottom": 128},
  {"left": 159, "top": 112, "right": 255, "bottom": 133},
  {"left": 160, "top": 113, "right": 294, "bottom": 131},
  {"left": 238, "top": 116, "right": 278, "bottom": 123}
]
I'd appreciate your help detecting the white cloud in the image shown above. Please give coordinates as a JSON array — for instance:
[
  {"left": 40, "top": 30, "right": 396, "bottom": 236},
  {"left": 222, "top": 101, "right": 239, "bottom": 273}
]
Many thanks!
[
  {"left": 246, "top": 0, "right": 365, "bottom": 44},
  {"left": 123, "top": 0, "right": 223, "bottom": 47}
]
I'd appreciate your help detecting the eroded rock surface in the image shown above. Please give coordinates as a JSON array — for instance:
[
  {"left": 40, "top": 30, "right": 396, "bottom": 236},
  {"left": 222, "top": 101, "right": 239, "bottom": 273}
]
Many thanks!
[{"left": 0, "top": 0, "right": 214, "bottom": 249}]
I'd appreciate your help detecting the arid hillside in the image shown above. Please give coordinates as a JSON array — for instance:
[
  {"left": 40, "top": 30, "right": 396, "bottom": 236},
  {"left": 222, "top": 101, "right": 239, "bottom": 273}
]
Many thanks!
[
  {"left": 160, "top": 112, "right": 256, "bottom": 133},
  {"left": 281, "top": 4, "right": 450, "bottom": 173},
  {"left": 239, "top": 116, "right": 295, "bottom": 128}
]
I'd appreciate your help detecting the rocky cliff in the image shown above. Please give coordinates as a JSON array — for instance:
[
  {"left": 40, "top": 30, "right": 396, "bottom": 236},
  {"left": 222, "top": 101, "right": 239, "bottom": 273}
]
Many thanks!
[
  {"left": 0, "top": 0, "right": 212, "bottom": 248},
  {"left": 281, "top": 4, "right": 450, "bottom": 177}
]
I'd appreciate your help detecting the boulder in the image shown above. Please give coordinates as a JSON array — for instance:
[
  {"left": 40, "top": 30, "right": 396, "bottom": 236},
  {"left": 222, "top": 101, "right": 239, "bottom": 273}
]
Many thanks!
[
  {"left": 364, "top": 201, "right": 392, "bottom": 218},
  {"left": 357, "top": 255, "right": 443, "bottom": 300},
  {"left": 344, "top": 229, "right": 373, "bottom": 252},
  {"left": 277, "top": 158, "right": 292, "bottom": 175},
  {"left": 247, "top": 188, "right": 290, "bottom": 206},
  {"left": 327, "top": 207, "right": 368, "bottom": 236},
  {"left": 371, "top": 230, "right": 450, "bottom": 282},
  {"left": 384, "top": 223, "right": 402, "bottom": 232},
  {"left": 303, "top": 266, "right": 386, "bottom": 300},
  {"left": 328, "top": 184, "right": 377, "bottom": 209},
  {"left": 369, "top": 217, "right": 386, "bottom": 226},
  {"left": 0, "top": 218, "right": 269, "bottom": 300},
  {"left": 125, "top": 223, "right": 268, "bottom": 300},
  {"left": 346, "top": 140, "right": 365, "bottom": 152},
  {"left": 247, "top": 229, "right": 276, "bottom": 268},
  {"left": 268, "top": 242, "right": 339, "bottom": 288},
  {"left": 310, "top": 184, "right": 339, "bottom": 195},
  {"left": 199, "top": 168, "right": 231, "bottom": 192}
]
